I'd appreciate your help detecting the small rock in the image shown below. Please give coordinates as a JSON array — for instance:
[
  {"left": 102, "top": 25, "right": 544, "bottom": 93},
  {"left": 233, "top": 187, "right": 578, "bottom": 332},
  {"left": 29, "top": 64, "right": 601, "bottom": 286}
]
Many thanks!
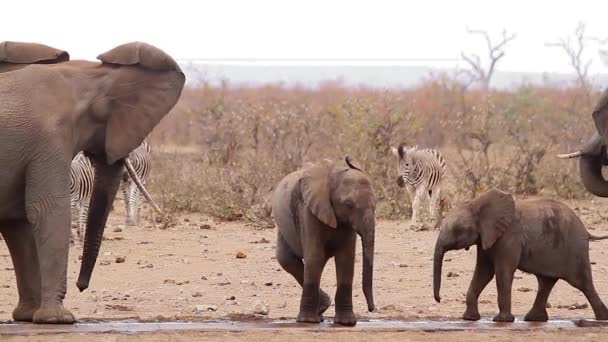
[
  {"left": 264, "top": 282, "right": 273, "bottom": 286},
  {"left": 139, "top": 263, "right": 154, "bottom": 269},
  {"left": 192, "top": 292, "right": 203, "bottom": 298},
  {"left": 399, "top": 264, "right": 408, "bottom": 268},
  {"left": 113, "top": 227, "right": 122, "bottom": 233},
  {"left": 200, "top": 224, "right": 211, "bottom": 230},
  {"left": 447, "top": 272, "right": 459, "bottom": 278},
  {"left": 546, "top": 302, "right": 552, "bottom": 309},
  {"left": 226, "top": 296, "right": 236, "bottom": 300},
  {"left": 253, "top": 301, "right": 269, "bottom": 315},
  {"left": 444, "top": 258, "right": 453, "bottom": 262},
  {"left": 380, "top": 304, "right": 398, "bottom": 312},
  {"left": 100, "top": 260, "right": 111, "bottom": 266},
  {"left": 251, "top": 237, "right": 270, "bottom": 244},
  {"left": 217, "top": 281, "right": 231, "bottom": 286},
  {"left": 236, "top": 252, "right": 247, "bottom": 259},
  {"left": 176, "top": 280, "right": 190, "bottom": 286},
  {"left": 517, "top": 287, "right": 533, "bottom": 292},
  {"left": 201, "top": 276, "right": 208, "bottom": 280},
  {"left": 194, "top": 304, "right": 217, "bottom": 312},
  {"left": 163, "top": 279, "right": 176, "bottom": 284},
  {"left": 115, "top": 256, "right": 126, "bottom": 263}
]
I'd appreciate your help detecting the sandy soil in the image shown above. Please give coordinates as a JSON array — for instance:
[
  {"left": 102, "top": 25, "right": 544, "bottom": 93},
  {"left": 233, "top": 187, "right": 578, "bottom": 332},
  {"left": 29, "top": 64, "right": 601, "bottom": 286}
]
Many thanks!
[{"left": 2, "top": 196, "right": 608, "bottom": 340}]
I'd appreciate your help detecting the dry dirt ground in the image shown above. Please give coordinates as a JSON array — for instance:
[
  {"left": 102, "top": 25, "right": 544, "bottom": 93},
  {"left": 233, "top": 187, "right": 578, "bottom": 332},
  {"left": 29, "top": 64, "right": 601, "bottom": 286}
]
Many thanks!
[{"left": 3, "top": 196, "right": 608, "bottom": 341}]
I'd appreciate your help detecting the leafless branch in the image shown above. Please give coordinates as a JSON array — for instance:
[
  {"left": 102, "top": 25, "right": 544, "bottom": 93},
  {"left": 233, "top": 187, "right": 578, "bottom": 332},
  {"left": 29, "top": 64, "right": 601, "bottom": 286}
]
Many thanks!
[
  {"left": 461, "top": 27, "right": 517, "bottom": 91},
  {"left": 546, "top": 21, "right": 593, "bottom": 98}
]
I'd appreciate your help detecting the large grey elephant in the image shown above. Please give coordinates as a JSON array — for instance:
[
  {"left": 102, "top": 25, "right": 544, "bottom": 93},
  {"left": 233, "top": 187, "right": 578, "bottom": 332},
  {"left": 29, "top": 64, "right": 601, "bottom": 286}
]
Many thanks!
[
  {"left": 0, "top": 41, "right": 184, "bottom": 323},
  {"left": 433, "top": 188, "right": 608, "bottom": 322},
  {"left": 558, "top": 89, "right": 608, "bottom": 195},
  {"left": 271, "top": 157, "right": 376, "bottom": 326}
]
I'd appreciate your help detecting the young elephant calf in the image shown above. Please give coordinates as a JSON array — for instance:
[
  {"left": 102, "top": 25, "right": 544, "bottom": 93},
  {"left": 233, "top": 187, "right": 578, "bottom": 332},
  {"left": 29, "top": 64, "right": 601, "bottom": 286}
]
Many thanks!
[
  {"left": 433, "top": 187, "right": 608, "bottom": 322},
  {"left": 271, "top": 157, "right": 376, "bottom": 326}
]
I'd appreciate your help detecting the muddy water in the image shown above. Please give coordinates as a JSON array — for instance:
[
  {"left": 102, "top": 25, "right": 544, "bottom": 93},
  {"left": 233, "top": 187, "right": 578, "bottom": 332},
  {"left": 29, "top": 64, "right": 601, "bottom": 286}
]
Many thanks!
[{"left": 1, "top": 318, "right": 607, "bottom": 335}]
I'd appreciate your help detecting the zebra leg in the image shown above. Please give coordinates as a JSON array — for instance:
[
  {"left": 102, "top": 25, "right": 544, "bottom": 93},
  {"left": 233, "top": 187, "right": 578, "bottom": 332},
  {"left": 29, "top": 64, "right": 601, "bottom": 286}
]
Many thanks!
[
  {"left": 78, "top": 201, "right": 89, "bottom": 246},
  {"left": 419, "top": 188, "right": 431, "bottom": 223},
  {"left": 430, "top": 186, "right": 442, "bottom": 228},
  {"left": 132, "top": 184, "right": 143, "bottom": 225},
  {"left": 121, "top": 181, "right": 132, "bottom": 225},
  {"left": 69, "top": 200, "right": 78, "bottom": 245},
  {"left": 405, "top": 185, "right": 417, "bottom": 225},
  {"left": 126, "top": 180, "right": 138, "bottom": 226}
]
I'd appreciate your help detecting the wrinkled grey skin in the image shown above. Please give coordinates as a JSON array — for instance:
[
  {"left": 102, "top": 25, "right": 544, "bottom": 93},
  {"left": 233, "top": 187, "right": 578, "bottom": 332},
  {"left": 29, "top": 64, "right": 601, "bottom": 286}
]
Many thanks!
[
  {"left": 558, "top": 89, "right": 608, "bottom": 196},
  {"left": 271, "top": 157, "right": 376, "bottom": 326},
  {"left": 433, "top": 188, "right": 608, "bottom": 322},
  {"left": 0, "top": 41, "right": 184, "bottom": 324}
]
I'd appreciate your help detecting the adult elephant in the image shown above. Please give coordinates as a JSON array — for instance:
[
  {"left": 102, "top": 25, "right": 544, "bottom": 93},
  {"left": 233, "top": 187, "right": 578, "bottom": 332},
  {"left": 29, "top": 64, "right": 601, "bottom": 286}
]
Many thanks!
[
  {"left": 0, "top": 41, "right": 185, "bottom": 324},
  {"left": 558, "top": 89, "right": 608, "bottom": 195}
]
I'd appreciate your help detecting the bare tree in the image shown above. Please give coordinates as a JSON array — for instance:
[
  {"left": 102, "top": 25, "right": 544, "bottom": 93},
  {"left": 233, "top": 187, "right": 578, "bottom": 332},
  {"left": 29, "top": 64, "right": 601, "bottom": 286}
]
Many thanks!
[
  {"left": 546, "top": 22, "right": 593, "bottom": 99},
  {"left": 461, "top": 27, "right": 517, "bottom": 91}
]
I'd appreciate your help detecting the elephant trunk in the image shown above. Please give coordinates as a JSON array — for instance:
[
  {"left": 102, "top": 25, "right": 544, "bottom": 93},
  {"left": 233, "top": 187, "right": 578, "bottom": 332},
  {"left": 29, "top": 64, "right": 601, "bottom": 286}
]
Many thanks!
[
  {"left": 577, "top": 133, "right": 608, "bottom": 197},
  {"left": 433, "top": 242, "right": 445, "bottom": 303},
  {"left": 76, "top": 157, "right": 124, "bottom": 292},
  {"left": 360, "top": 216, "right": 375, "bottom": 312}
]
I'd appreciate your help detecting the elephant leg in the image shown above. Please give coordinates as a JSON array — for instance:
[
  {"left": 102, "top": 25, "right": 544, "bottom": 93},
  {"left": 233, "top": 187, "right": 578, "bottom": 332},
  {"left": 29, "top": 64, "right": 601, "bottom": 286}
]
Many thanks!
[
  {"left": 0, "top": 220, "right": 41, "bottom": 322},
  {"left": 26, "top": 160, "right": 75, "bottom": 324},
  {"left": 493, "top": 258, "right": 517, "bottom": 322},
  {"left": 463, "top": 252, "right": 494, "bottom": 321},
  {"left": 566, "top": 264, "right": 608, "bottom": 320},
  {"left": 524, "top": 275, "right": 557, "bottom": 322},
  {"left": 333, "top": 232, "right": 357, "bottom": 326},
  {"left": 276, "top": 233, "right": 331, "bottom": 316}
]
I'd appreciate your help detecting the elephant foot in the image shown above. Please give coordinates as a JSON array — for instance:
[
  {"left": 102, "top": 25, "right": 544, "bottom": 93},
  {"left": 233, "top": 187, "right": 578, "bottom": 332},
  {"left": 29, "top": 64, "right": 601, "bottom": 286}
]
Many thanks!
[
  {"left": 493, "top": 312, "right": 515, "bottom": 322},
  {"left": 33, "top": 304, "right": 75, "bottom": 324},
  {"left": 12, "top": 302, "right": 39, "bottom": 322},
  {"left": 296, "top": 311, "right": 322, "bottom": 324},
  {"left": 524, "top": 310, "right": 548, "bottom": 322},
  {"left": 593, "top": 309, "right": 608, "bottom": 321},
  {"left": 334, "top": 310, "right": 357, "bottom": 326},
  {"left": 462, "top": 310, "right": 481, "bottom": 321},
  {"left": 319, "top": 290, "right": 332, "bottom": 314}
]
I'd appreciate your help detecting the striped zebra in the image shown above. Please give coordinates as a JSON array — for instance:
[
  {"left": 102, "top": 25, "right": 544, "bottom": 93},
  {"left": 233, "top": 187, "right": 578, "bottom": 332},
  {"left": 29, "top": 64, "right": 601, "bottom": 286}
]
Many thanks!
[
  {"left": 391, "top": 143, "right": 446, "bottom": 227},
  {"left": 70, "top": 152, "right": 94, "bottom": 243},
  {"left": 69, "top": 141, "right": 153, "bottom": 243},
  {"left": 120, "top": 140, "right": 152, "bottom": 226}
]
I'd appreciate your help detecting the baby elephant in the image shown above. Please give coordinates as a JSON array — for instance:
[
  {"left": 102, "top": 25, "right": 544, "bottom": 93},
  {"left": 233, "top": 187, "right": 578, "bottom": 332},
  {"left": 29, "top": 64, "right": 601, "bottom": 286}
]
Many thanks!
[
  {"left": 433, "top": 187, "right": 608, "bottom": 322},
  {"left": 271, "top": 157, "right": 376, "bottom": 326}
]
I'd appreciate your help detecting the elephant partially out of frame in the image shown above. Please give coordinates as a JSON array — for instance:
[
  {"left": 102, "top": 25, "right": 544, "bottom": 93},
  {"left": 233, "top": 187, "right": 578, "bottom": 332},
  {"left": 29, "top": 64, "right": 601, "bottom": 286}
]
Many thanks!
[{"left": 0, "top": 41, "right": 184, "bottom": 323}]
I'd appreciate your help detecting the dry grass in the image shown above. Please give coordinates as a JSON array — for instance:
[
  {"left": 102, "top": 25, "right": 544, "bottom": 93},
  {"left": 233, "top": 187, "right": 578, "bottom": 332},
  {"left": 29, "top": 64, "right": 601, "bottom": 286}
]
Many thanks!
[{"left": 143, "top": 76, "right": 601, "bottom": 223}]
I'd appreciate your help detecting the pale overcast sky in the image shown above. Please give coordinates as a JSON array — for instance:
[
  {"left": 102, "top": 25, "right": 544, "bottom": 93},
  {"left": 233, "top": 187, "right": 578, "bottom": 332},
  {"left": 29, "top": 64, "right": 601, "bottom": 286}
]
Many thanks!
[{"left": 2, "top": 0, "right": 607, "bottom": 74}]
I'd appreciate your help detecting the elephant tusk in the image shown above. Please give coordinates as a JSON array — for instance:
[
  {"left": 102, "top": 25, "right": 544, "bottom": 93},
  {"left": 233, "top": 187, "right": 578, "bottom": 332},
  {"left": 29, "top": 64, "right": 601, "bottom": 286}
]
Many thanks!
[
  {"left": 557, "top": 150, "right": 583, "bottom": 159},
  {"left": 124, "top": 157, "right": 164, "bottom": 220}
]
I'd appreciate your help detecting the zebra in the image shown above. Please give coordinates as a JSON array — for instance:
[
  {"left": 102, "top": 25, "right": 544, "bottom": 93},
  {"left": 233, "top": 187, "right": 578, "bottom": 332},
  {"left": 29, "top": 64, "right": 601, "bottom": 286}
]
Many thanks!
[
  {"left": 70, "top": 152, "right": 94, "bottom": 243},
  {"left": 391, "top": 143, "right": 446, "bottom": 228},
  {"left": 120, "top": 140, "right": 152, "bottom": 226},
  {"left": 69, "top": 141, "right": 153, "bottom": 243}
]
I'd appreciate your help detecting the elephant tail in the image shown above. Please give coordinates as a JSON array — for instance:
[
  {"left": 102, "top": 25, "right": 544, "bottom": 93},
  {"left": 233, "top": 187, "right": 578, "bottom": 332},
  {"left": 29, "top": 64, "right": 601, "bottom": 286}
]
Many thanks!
[{"left": 589, "top": 233, "right": 608, "bottom": 241}]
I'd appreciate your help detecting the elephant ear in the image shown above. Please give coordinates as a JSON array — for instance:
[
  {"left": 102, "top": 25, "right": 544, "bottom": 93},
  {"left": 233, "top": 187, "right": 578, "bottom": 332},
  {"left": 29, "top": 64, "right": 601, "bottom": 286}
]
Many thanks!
[
  {"left": 96, "top": 42, "right": 185, "bottom": 164},
  {"left": 592, "top": 88, "right": 608, "bottom": 141},
  {"left": 301, "top": 161, "right": 338, "bottom": 229},
  {"left": 469, "top": 188, "right": 515, "bottom": 250},
  {"left": 0, "top": 41, "right": 69, "bottom": 64}
]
